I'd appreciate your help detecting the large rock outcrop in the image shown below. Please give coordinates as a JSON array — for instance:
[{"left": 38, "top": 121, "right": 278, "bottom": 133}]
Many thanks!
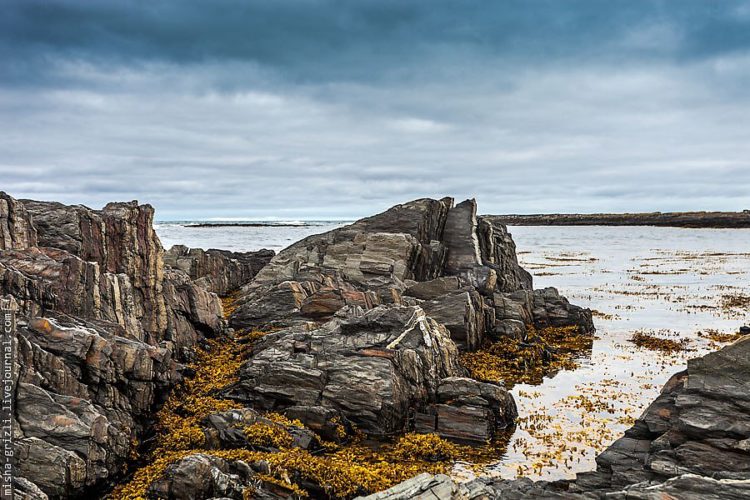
[
  {"left": 231, "top": 197, "right": 592, "bottom": 349},
  {"left": 364, "top": 336, "right": 750, "bottom": 500},
  {"left": 0, "top": 192, "right": 230, "bottom": 497},
  {"left": 225, "top": 305, "right": 469, "bottom": 438},
  {"left": 227, "top": 197, "right": 588, "bottom": 442}
]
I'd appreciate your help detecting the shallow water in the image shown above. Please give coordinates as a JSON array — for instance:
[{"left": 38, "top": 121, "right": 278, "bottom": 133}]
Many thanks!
[
  {"left": 486, "top": 226, "right": 750, "bottom": 480},
  {"left": 153, "top": 222, "right": 750, "bottom": 481}
]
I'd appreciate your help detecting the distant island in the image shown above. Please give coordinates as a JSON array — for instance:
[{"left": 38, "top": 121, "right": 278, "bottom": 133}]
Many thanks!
[
  {"left": 486, "top": 211, "right": 750, "bottom": 228},
  {"left": 184, "top": 222, "right": 314, "bottom": 228}
]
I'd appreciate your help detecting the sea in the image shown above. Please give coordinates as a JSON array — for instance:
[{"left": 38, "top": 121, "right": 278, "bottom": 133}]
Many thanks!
[{"left": 154, "top": 221, "right": 750, "bottom": 481}]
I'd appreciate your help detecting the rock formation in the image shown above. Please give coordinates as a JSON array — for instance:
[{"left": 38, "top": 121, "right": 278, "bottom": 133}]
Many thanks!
[
  {"left": 164, "top": 245, "right": 274, "bottom": 296},
  {"left": 361, "top": 335, "right": 750, "bottom": 499},
  {"left": 3, "top": 193, "right": 594, "bottom": 498},
  {"left": 231, "top": 197, "right": 592, "bottom": 347},
  {"left": 0, "top": 192, "right": 263, "bottom": 497},
  {"left": 227, "top": 197, "right": 592, "bottom": 443}
]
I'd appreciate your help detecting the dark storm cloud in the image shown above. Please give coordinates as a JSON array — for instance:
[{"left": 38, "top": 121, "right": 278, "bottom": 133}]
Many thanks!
[{"left": 1, "top": 1, "right": 750, "bottom": 219}]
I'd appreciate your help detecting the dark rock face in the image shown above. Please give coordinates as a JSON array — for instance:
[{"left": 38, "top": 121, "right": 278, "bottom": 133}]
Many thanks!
[
  {"left": 231, "top": 197, "right": 593, "bottom": 344},
  {"left": 0, "top": 192, "right": 228, "bottom": 497},
  {"left": 415, "top": 377, "right": 517, "bottom": 443},
  {"left": 228, "top": 197, "right": 588, "bottom": 442},
  {"left": 164, "top": 245, "right": 274, "bottom": 296},
  {"left": 225, "top": 305, "right": 467, "bottom": 438},
  {"left": 15, "top": 315, "right": 182, "bottom": 497},
  {"left": 366, "top": 337, "right": 750, "bottom": 499},
  {"left": 148, "top": 454, "right": 297, "bottom": 499}
]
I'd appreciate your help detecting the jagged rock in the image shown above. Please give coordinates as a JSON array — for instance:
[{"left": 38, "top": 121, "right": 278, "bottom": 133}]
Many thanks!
[
  {"left": 14, "top": 315, "right": 184, "bottom": 495},
  {"left": 0, "top": 192, "right": 229, "bottom": 497},
  {"left": 230, "top": 198, "right": 454, "bottom": 330},
  {"left": 22, "top": 199, "right": 169, "bottom": 342},
  {"left": 231, "top": 198, "right": 592, "bottom": 355},
  {"left": 225, "top": 305, "right": 464, "bottom": 437},
  {"left": 443, "top": 199, "right": 483, "bottom": 274},
  {"left": 533, "top": 287, "right": 595, "bottom": 333},
  {"left": 148, "top": 453, "right": 296, "bottom": 499},
  {"left": 476, "top": 217, "right": 533, "bottom": 293},
  {"left": 415, "top": 377, "right": 516, "bottom": 442},
  {"left": 372, "top": 337, "right": 750, "bottom": 499},
  {"left": 13, "top": 476, "right": 49, "bottom": 500},
  {"left": 356, "top": 473, "right": 459, "bottom": 500},
  {"left": 163, "top": 267, "right": 224, "bottom": 358},
  {"left": 0, "top": 192, "right": 37, "bottom": 250},
  {"left": 164, "top": 245, "right": 274, "bottom": 296},
  {"left": 579, "top": 335, "right": 750, "bottom": 490}
]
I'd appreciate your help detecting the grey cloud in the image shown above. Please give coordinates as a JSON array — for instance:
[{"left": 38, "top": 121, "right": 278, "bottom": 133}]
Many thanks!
[{"left": 1, "top": 1, "right": 750, "bottom": 219}]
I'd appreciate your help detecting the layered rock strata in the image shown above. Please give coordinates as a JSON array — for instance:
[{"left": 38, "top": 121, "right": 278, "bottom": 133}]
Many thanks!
[
  {"left": 0, "top": 192, "right": 231, "bottom": 497},
  {"left": 228, "top": 197, "right": 592, "bottom": 443},
  {"left": 164, "top": 245, "right": 274, "bottom": 296}
]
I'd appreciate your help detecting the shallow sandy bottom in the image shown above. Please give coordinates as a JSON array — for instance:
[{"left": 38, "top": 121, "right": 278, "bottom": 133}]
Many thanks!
[{"left": 456, "top": 226, "right": 750, "bottom": 481}]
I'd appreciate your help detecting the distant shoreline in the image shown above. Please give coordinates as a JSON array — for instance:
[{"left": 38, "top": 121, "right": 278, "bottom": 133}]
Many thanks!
[
  {"left": 184, "top": 223, "right": 314, "bottom": 228},
  {"left": 485, "top": 211, "right": 750, "bottom": 228}
]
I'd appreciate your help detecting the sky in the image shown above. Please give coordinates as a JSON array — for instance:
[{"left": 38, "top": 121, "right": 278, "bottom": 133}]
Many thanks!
[{"left": 1, "top": 1, "right": 750, "bottom": 220}]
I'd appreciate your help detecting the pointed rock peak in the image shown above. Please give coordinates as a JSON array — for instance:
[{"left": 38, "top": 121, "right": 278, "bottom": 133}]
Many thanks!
[{"left": 442, "top": 199, "right": 482, "bottom": 274}]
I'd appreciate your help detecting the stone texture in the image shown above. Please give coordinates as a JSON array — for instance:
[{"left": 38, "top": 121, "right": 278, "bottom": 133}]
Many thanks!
[
  {"left": 231, "top": 197, "right": 593, "bottom": 350},
  {"left": 164, "top": 245, "right": 274, "bottom": 296},
  {"left": 148, "top": 453, "right": 295, "bottom": 499},
  {"left": 0, "top": 192, "right": 37, "bottom": 250},
  {"left": 0, "top": 192, "right": 230, "bottom": 497},
  {"left": 225, "top": 305, "right": 467, "bottom": 437},
  {"left": 22, "top": 199, "right": 169, "bottom": 342},
  {"left": 14, "top": 315, "right": 183, "bottom": 496}
]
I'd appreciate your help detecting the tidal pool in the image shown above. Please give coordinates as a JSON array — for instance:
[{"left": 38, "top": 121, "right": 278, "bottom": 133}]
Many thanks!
[{"left": 466, "top": 225, "right": 750, "bottom": 481}]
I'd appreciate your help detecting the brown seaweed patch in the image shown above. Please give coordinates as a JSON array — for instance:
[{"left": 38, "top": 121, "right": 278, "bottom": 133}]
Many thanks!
[
  {"left": 460, "top": 326, "right": 593, "bottom": 387},
  {"left": 628, "top": 330, "right": 689, "bottom": 353}
]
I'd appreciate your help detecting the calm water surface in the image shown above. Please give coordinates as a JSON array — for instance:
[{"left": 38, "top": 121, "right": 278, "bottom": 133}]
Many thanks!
[{"left": 154, "top": 222, "right": 750, "bottom": 481}]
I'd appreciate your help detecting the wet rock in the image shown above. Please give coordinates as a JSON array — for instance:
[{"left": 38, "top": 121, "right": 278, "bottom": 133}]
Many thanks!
[
  {"left": 415, "top": 377, "right": 517, "bottom": 442},
  {"left": 164, "top": 245, "right": 274, "bottom": 295},
  {"left": 587, "top": 336, "right": 750, "bottom": 489},
  {"left": 533, "top": 287, "right": 595, "bottom": 333},
  {"left": 148, "top": 453, "right": 295, "bottom": 500},
  {"left": 225, "top": 305, "right": 464, "bottom": 437},
  {"left": 202, "top": 408, "right": 319, "bottom": 452},
  {"left": 356, "top": 473, "right": 459, "bottom": 500}
]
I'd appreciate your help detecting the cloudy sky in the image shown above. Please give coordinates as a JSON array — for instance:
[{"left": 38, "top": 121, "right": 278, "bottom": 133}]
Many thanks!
[{"left": 2, "top": 1, "right": 750, "bottom": 220}]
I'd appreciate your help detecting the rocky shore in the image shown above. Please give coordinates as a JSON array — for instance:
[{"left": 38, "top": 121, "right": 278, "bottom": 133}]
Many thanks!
[
  {"left": 5, "top": 191, "right": 746, "bottom": 499},
  {"left": 364, "top": 334, "right": 750, "bottom": 499},
  {"left": 488, "top": 211, "right": 750, "bottom": 228}
]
